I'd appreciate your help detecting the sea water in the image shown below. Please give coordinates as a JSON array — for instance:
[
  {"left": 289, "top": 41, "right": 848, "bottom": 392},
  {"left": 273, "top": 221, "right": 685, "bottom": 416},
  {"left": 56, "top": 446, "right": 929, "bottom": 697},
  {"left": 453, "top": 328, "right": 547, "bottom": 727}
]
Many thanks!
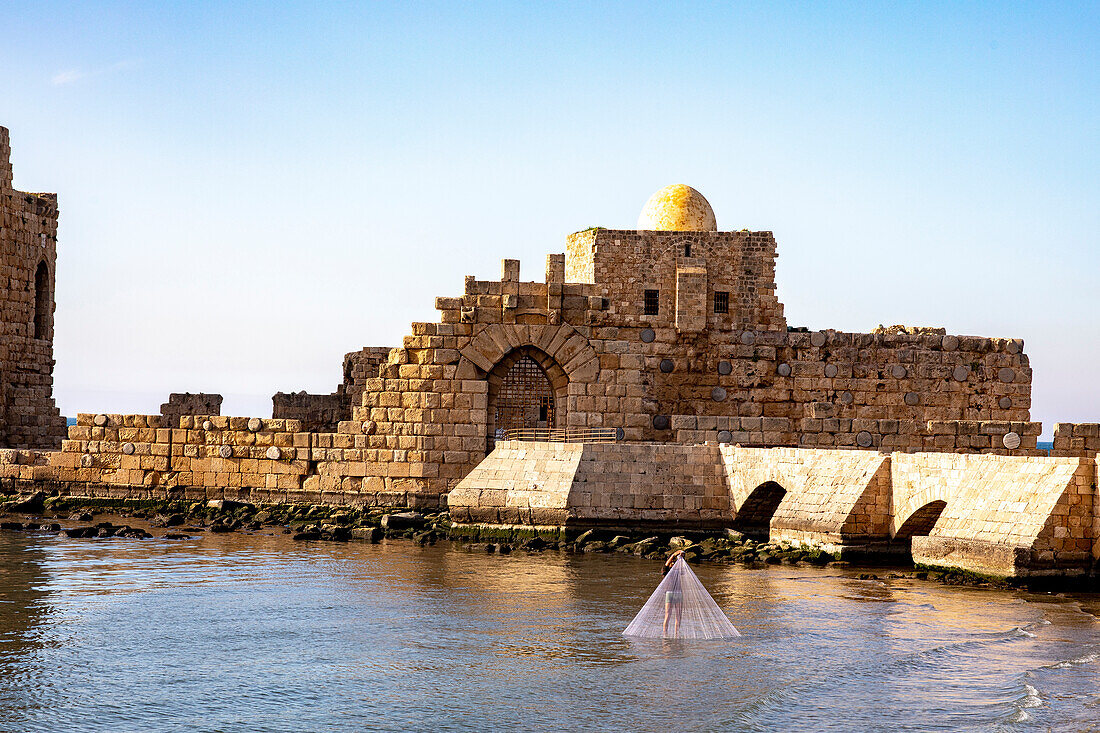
[{"left": 1, "top": 527, "right": 1098, "bottom": 732}]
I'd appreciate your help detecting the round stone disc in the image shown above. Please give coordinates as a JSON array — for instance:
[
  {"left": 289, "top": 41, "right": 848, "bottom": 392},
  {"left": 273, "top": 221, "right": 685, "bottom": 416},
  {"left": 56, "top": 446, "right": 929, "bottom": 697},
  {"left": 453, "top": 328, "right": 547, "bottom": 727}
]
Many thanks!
[
  {"left": 80, "top": 454, "right": 94, "bottom": 468},
  {"left": 777, "top": 363, "right": 792, "bottom": 377},
  {"left": 122, "top": 442, "right": 135, "bottom": 455},
  {"left": 904, "top": 392, "right": 920, "bottom": 406},
  {"left": 824, "top": 364, "right": 839, "bottom": 378},
  {"left": 1006, "top": 340, "right": 1021, "bottom": 354},
  {"left": 953, "top": 365, "right": 970, "bottom": 381},
  {"left": 247, "top": 417, "right": 263, "bottom": 432},
  {"left": 266, "top": 446, "right": 282, "bottom": 460},
  {"left": 717, "top": 430, "right": 733, "bottom": 443},
  {"left": 942, "top": 335, "right": 959, "bottom": 351},
  {"left": 94, "top": 414, "right": 108, "bottom": 427},
  {"left": 1002, "top": 432, "right": 1021, "bottom": 450},
  {"left": 615, "top": 427, "right": 626, "bottom": 441},
  {"left": 659, "top": 359, "right": 674, "bottom": 373},
  {"left": 711, "top": 386, "right": 727, "bottom": 402},
  {"left": 740, "top": 331, "right": 756, "bottom": 346},
  {"left": 810, "top": 332, "right": 826, "bottom": 347},
  {"left": 717, "top": 360, "right": 732, "bottom": 375},
  {"left": 652, "top": 415, "right": 670, "bottom": 430},
  {"left": 856, "top": 430, "right": 873, "bottom": 447},
  {"left": 998, "top": 396, "right": 1013, "bottom": 409},
  {"left": 362, "top": 421, "right": 377, "bottom": 435},
  {"left": 891, "top": 365, "right": 907, "bottom": 379},
  {"left": 218, "top": 445, "right": 233, "bottom": 459},
  {"left": 202, "top": 420, "right": 214, "bottom": 431},
  {"left": 998, "top": 368, "right": 1015, "bottom": 383},
  {"left": 640, "top": 328, "right": 656, "bottom": 343},
  {"left": 840, "top": 391, "right": 854, "bottom": 405}
]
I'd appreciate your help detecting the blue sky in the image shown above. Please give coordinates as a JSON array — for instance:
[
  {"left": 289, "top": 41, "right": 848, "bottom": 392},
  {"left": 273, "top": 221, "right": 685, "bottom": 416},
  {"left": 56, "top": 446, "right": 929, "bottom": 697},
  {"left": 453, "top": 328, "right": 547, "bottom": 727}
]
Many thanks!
[{"left": 2, "top": 1, "right": 1097, "bottom": 436}]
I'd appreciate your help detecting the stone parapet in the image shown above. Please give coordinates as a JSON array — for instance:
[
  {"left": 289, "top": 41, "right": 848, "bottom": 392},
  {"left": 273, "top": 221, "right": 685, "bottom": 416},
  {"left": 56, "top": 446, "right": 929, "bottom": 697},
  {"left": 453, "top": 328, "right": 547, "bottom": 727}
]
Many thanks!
[{"left": 1052, "top": 423, "right": 1100, "bottom": 458}]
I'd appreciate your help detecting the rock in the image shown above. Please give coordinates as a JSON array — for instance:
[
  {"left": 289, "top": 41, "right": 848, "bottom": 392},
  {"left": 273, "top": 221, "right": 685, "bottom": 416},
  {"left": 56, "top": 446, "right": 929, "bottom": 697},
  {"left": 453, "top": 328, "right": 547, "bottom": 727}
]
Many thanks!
[
  {"left": 6, "top": 492, "right": 45, "bottom": 513},
  {"left": 96, "top": 527, "right": 116, "bottom": 538},
  {"left": 253, "top": 511, "right": 272, "bottom": 524},
  {"left": 153, "top": 513, "right": 185, "bottom": 527},
  {"left": 206, "top": 500, "right": 253, "bottom": 512},
  {"left": 582, "top": 541, "right": 609, "bottom": 553},
  {"left": 497, "top": 543, "right": 512, "bottom": 554},
  {"left": 380, "top": 512, "right": 426, "bottom": 531},
  {"left": 326, "top": 527, "right": 351, "bottom": 541},
  {"left": 608, "top": 535, "right": 631, "bottom": 549},
  {"left": 350, "top": 527, "right": 382, "bottom": 543},
  {"left": 209, "top": 523, "right": 231, "bottom": 534},
  {"left": 62, "top": 526, "right": 97, "bottom": 538},
  {"left": 292, "top": 530, "right": 321, "bottom": 541},
  {"left": 413, "top": 530, "right": 435, "bottom": 545},
  {"left": 724, "top": 529, "right": 746, "bottom": 543},
  {"left": 520, "top": 537, "right": 548, "bottom": 551},
  {"left": 163, "top": 533, "right": 190, "bottom": 540},
  {"left": 1, "top": 521, "right": 23, "bottom": 531},
  {"left": 826, "top": 561, "right": 851, "bottom": 568},
  {"left": 68, "top": 512, "right": 93, "bottom": 522},
  {"left": 668, "top": 536, "right": 694, "bottom": 550},
  {"left": 573, "top": 529, "right": 597, "bottom": 545}
]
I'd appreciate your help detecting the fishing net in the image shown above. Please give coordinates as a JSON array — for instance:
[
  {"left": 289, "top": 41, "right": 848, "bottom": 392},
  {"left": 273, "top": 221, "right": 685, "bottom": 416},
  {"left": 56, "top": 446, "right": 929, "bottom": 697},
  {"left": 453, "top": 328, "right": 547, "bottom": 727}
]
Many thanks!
[{"left": 622, "top": 557, "right": 740, "bottom": 639}]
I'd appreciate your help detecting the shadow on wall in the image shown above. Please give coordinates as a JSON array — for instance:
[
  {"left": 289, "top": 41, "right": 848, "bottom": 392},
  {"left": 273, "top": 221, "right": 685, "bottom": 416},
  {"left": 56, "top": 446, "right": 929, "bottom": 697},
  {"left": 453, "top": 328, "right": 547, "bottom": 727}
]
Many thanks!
[
  {"left": 730, "top": 481, "right": 787, "bottom": 539},
  {"left": 893, "top": 500, "right": 947, "bottom": 554}
]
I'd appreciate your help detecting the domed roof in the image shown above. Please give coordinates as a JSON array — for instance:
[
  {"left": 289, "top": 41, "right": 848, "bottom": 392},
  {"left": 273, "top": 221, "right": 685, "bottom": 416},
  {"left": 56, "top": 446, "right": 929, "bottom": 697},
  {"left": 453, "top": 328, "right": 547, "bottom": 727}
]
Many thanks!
[{"left": 637, "top": 184, "right": 717, "bottom": 232}]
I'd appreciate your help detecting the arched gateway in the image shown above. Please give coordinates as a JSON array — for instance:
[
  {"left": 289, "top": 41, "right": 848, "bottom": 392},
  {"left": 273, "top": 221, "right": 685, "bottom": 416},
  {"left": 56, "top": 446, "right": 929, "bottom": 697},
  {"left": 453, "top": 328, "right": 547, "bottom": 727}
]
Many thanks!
[{"left": 486, "top": 346, "right": 568, "bottom": 450}]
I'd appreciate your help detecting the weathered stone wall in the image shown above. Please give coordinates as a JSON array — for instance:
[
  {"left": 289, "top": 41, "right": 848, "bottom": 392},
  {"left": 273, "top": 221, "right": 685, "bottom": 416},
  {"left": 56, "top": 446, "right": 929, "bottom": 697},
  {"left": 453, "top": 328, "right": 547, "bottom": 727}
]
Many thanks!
[
  {"left": 448, "top": 440, "right": 730, "bottom": 530},
  {"left": 160, "top": 393, "right": 222, "bottom": 423},
  {"left": 1052, "top": 423, "right": 1100, "bottom": 458},
  {"left": 0, "top": 127, "right": 66, "bottom": 449},
  {"left": 272, "top": 346, "right": 392, "bottom": 432}
]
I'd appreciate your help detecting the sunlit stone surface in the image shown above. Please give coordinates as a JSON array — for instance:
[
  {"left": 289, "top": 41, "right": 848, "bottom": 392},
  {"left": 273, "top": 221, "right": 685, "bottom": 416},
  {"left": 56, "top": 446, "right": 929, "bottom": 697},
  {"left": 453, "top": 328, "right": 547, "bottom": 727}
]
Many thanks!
[{"left": 637, "top": 184, "right": 717, "bottom": 231}]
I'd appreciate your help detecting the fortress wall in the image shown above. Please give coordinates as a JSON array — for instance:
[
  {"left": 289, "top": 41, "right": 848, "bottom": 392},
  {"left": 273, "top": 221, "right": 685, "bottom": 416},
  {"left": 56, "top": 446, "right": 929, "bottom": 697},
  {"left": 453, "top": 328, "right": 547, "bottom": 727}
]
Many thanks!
[
  {"left": 1052, "top": 423, "right": 1100, "bottom": 458},
  {"left": 719, "top": 445, "right": 892, "bottom": 550},
  {"left": 0, "top": 127, "right": 66, "bottom": 449},
  {"left": 891, "top": 452, "right": 1096, "bottom": 576},
  {"left": 448, "top": 441, "right": 730, "bottom": 530},
  {"left": 160, "top": 393, "right": 222, "bottom": 423},
  {"left": 272, "top": 392, "right": 346, "bottom": 433}
]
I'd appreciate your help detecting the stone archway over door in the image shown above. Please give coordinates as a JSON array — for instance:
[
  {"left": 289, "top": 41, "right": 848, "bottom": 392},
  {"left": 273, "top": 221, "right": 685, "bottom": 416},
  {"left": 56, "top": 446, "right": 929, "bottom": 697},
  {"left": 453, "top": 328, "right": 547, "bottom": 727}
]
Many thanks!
[{"left": 486, "top": 346, "right": 568, "bottom": 450}]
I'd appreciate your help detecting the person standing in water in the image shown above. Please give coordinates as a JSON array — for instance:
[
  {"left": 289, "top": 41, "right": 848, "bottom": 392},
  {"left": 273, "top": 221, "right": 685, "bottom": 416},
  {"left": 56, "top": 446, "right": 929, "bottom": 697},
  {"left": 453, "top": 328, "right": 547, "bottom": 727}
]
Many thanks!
[{"left": 663, "top": 550, "right": 685, "bottom": 636}]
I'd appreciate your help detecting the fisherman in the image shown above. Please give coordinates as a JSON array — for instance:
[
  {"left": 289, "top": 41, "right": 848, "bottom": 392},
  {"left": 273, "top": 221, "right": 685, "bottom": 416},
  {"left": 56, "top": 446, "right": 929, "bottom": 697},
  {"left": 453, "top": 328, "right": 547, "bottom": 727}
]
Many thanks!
[{"left": 663, "top": 549, "right": 685, "bottom": 636}]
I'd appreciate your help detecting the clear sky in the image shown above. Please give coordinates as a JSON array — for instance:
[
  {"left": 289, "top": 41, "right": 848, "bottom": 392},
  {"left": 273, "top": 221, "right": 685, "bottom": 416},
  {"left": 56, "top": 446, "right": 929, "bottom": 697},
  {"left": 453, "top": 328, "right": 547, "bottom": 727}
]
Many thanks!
[{"left": 2, "top": 1, "right": 1097, "bottom": 436}]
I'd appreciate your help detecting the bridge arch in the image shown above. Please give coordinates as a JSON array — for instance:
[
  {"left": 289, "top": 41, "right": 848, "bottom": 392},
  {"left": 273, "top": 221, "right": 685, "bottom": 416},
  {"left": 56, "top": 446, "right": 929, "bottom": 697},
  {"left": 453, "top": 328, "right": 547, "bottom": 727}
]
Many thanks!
[
  {"left": 730, "top": 480, "right": 787, "bottom": 539},
  {"left": 894, "top": 500, "right": 947, "bottom": 540}
]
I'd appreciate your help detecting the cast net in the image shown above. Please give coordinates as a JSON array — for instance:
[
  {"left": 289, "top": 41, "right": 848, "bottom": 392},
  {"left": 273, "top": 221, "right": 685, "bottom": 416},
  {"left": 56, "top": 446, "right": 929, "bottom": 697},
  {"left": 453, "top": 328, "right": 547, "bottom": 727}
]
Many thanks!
[{"left": 622, "top": 557, "right": 741, "bottom": 639}]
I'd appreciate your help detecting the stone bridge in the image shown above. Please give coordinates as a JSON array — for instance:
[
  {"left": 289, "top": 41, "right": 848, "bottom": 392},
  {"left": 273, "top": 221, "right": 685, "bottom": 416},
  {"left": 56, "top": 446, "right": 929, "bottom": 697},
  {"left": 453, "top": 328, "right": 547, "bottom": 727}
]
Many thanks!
[{"left": 449, "top": 441, "right": 1098, "bottom": 578}]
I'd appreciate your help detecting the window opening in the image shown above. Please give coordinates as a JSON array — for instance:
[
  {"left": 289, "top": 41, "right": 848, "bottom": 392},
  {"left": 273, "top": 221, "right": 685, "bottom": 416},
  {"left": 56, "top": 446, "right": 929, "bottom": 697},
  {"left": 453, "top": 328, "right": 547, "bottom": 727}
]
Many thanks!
[
  {"left": 714, "top": 291, "right": 729, "bottom": 314},
  {"left": 33, "top": 261, "right": 49, "bottom": 339},
  {"left": 644, "top": 289, "right": 659, "bottom": 315},
  {"left": 684, "top": 243, "right": 691, "bottom": 257}
]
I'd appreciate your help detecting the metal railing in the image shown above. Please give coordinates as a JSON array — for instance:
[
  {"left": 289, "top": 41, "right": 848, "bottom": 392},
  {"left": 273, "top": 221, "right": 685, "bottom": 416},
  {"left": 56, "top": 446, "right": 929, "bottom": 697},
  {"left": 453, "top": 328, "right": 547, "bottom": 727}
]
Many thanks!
[{"left": 500, "top": 427, "right": 622, "bottom": 443}]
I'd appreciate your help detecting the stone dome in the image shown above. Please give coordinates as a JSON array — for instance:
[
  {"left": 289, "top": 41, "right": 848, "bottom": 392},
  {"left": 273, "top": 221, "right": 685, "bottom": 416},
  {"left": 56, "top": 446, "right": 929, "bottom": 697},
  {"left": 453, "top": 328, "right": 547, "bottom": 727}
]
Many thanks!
[{"left": 637, "top": 184, "right": 717, "bottom": 232}]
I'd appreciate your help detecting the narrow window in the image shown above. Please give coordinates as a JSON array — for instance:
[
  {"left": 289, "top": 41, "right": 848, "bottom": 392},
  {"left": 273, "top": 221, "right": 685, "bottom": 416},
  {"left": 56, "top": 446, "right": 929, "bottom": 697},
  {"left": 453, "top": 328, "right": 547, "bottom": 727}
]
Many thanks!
[
  {"left": 33, "top": 261, "right": 49, "bottom": 339},
  {"left": 684, "top": 243, "right": 691, "bottom": 257},
  {"left": 644, "top": 289, "right": 659, "bottom": 316},
  {"left": 714, "top": 291, "right": 729, "bottom": 314}
]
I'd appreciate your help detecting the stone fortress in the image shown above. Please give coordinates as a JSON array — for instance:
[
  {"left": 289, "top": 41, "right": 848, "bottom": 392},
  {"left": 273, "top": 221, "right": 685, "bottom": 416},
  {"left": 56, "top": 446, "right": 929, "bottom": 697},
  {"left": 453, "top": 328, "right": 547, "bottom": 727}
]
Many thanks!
[{"left": 0, "top": 126, "right": 1097, "bottom": 579}]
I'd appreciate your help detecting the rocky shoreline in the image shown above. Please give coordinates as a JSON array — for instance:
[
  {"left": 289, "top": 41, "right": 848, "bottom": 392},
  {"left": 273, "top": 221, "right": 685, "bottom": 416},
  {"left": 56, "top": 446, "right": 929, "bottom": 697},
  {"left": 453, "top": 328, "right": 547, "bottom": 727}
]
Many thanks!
[{"left": 0, "top": 492, "right": 1078, "bottom": 591}]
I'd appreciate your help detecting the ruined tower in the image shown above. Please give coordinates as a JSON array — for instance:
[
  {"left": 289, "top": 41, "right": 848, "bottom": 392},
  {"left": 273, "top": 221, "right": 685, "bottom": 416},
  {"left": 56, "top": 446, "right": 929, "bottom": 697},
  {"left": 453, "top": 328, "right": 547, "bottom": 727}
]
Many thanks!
[{"left": 0, "top": 126, "right": 66, "bottom": 448}]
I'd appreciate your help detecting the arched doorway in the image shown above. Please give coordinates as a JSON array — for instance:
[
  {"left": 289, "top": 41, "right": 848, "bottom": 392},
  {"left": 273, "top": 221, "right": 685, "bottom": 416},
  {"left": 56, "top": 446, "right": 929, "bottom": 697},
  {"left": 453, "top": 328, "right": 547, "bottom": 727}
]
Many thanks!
[
  {"left": 486, "top": 346, "right": 567, "bottom": 450},
  {"left": 731, "top": 481, "right": 787, "bottom": 539}
]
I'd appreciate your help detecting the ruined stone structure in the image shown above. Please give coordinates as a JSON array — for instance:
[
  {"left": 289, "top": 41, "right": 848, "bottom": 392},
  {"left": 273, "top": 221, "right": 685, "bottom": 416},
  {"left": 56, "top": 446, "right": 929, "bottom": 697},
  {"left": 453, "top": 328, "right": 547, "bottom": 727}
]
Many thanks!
[
  {"left": 160, "top": 393, "right": 222, "bottom": 424},
  {"left": 0, "top": 161, "right": 1094, "bottom": 579},
  {"left": 272, "top": 347, "right": 390, "bottom": 432},
  {"left": 0, "top": 127, "right": 65, "bottom": 448}
]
